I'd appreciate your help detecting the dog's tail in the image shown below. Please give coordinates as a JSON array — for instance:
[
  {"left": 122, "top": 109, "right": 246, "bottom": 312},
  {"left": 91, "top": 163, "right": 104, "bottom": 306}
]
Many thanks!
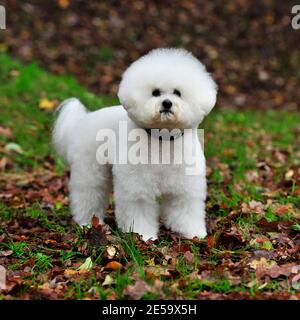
[{"left": 52, "top": 98, "right": 87, "bottom": 162}]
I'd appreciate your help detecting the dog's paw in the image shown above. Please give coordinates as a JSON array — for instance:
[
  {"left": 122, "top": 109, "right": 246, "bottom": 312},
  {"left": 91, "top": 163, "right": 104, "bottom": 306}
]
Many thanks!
[
  {"left": 180, "top": 227, "right": 207, "bottom": 240},
  {"left": 125, "top": 230, "right": 157, "bottom": 242},
  {"left": 120, "top": 224, "right": 158, "bottom": 242},
  {"left": 140, "top": 232, "right": 158, "bottom": 242}
]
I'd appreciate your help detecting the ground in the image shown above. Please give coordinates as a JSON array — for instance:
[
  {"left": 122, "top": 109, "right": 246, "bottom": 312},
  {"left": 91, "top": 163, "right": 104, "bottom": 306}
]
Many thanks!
[{"left": 0, "top": 54, "right": 299, "bottom": 300}]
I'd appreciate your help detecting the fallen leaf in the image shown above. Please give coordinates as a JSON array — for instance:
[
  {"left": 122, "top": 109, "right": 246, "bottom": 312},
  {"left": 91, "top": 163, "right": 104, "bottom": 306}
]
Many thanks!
[
  {"left": 92, "top": 215, "right": 101, "bottom": 228},
  {"left": 217, "top": 226, "right": 245, "bottom": 250},
  {"left": 255, "top": 236, "right": 269, "bottom": 244},
  {"left": 78, "top": 257, "right": 93, "bottom": 270},
  {"left": 64, "top": 269, "right": 89, "bottom": 277},
  {"left": 207, "top": 235, "right": 215, "bottom": 250},
  {"left": 274, "top": 205, "right": 290, "bottom": 216},
  {"left": 253, "top": 250, "right": 278, "bottom": 260},
  {"left": 256, "top": 219, "right": 278, "bottom": 232},
  {"left": 106, "top": 245, "right": 117, "bottom": 259},
  {"left": 87, "top": 217, "right": 109, "bottom": 246},
  {"left": 0, "top": 157, "right": 13, "bottom": 170},
  {"left": 5, "top": 142, "right": 23, "bottom": 154},
  {"left": 264, "top": 263, "right": 300, "bottom": 279},
  {"left": 102, "top": 275, "right": 115, "bottom": 286},
  {"left": 145, "top": 266, "right": 170, "bottom": 278},
  {"left": 123, "top": 280, "right": 151, "bottom": 299},
  {"left": 105, "top": 261, "right": 122, "bottom": 270},
  {"left": 145, "top": 258, "right": 155, "bottom": 266},
  {"left": 57, "top": 0, "right": 70, "bottom": 9},
  {"left": 0, "top": 126, "right": 13, "bottom": 138},
  {"left": 292, "top": 273, "right": 300, "bottom": 290},
  {"left": 184, "top": 251, "right": 194, "bottom": 265},
  {"left": 39, "top": 98, "right": 57, "bottom": 110},
  {"left": 261, "top": 240, "right": 273, "bottom": 250},
  {"left": 285, "top": 170, "right": 294, "bottom": 180},
  {"left": 249, "top": 200, "right": 264, "bottom": 214},
  {"left": 249, "top": 257, "right": 276, "bottom": 270},
  {"left": 44, "top": 239, "right": 71, "bottom": 249},
  {"left": 0, "top": 250, "right": 13, "bottom": 257}
]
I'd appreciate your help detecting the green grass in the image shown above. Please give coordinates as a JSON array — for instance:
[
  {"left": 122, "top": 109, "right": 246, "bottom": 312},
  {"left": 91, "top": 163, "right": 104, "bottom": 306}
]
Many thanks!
[
  {"left": 0, "top": 53, "right": 299, "bottom": 300},
  {"left": 0, "top": 53, "right": 118, "bottom": 170}
]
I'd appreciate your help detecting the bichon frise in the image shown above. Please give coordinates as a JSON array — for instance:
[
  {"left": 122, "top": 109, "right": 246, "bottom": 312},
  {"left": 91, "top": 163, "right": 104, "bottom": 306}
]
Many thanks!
[{"left": 53, "top": 48, "right": 217, "bottom": 241}]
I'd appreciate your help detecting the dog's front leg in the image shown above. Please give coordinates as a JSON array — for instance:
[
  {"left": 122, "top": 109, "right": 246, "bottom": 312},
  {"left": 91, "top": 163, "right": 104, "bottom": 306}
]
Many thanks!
[
  {"left": 114, "top": 198, "right": 159, "bottom": 241},
  {"left": 162, "top": 195, "right": 207, "bottom": 239}
]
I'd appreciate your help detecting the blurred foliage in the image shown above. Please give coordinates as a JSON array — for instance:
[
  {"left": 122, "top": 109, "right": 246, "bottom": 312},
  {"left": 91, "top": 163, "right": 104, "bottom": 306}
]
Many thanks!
[{"left": 0, "top": 0, "right": 299, "bottom": 109}]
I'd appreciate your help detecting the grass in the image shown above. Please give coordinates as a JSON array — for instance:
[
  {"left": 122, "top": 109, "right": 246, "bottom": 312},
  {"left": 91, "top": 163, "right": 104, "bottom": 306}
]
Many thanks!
[
  {"left": 0, "top": 53, "right": 118, "bottom": 170},
  {"left": 0, "top": 54, "right": 299, "bottom": 300}
]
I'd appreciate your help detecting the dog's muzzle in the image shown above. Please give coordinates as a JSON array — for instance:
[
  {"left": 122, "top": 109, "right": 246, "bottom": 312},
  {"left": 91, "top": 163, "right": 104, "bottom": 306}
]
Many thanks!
[{"left": 160, "top": 99, "right": 174, "bottom": 114}]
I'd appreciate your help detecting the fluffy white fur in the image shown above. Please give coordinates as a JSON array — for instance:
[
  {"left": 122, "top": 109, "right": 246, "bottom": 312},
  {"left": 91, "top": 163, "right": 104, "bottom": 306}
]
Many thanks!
[{"left": 52, "top": 48, "right": 217, "bottom": 241}]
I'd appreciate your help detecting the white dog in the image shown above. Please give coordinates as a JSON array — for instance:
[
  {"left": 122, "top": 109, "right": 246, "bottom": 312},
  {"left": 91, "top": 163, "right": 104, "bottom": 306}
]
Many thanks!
[{"left": 53, "top": 48, "right": 217, "bottom": 241}]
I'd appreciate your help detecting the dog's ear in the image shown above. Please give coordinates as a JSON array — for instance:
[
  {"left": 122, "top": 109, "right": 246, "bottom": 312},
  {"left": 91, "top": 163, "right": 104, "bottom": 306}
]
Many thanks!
[
  {"left": 117, "top": 71, "right": 135, "bottom": 111},
  {"left": 198, "top": 82, "right": 218, "bottom": 116},
  {"left": 117, "top": 81, "right": 128, "bottom": 110}
]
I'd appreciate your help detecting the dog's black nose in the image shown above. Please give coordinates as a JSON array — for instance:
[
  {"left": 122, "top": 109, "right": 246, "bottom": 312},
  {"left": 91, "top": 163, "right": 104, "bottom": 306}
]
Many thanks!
[{"left": 162, "top": 99, "right": 173, "bottom": 110}]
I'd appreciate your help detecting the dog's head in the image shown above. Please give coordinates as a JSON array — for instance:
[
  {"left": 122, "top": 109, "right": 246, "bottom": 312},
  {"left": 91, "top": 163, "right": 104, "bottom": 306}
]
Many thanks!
[{"left": 118, "top": 48, "right": 217, "bottom": 130}]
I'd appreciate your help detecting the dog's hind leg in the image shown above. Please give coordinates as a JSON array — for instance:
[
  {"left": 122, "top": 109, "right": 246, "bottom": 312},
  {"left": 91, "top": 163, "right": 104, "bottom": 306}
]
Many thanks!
[{"left": 69, "top": 162, "right": 112, "bottom": 226}]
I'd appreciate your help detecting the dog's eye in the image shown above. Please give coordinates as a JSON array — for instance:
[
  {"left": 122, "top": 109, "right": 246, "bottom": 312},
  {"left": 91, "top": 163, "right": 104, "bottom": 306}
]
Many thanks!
[
  {"left": 173, "top": 89, "right": 181, "bottom": 97},
  {"left": 152, "top": 89, "right": 161, "bottom": 97}
]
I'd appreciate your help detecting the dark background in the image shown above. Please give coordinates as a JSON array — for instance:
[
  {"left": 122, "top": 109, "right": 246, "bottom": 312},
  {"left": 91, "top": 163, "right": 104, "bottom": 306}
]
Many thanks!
[{"left": 1, "top": 0, "right": 299, "bottom": 110}]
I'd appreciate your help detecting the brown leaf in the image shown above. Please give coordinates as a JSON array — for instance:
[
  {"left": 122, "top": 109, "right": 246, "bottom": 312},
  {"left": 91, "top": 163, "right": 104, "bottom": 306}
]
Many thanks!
[
  {"left": 249, "top": 200, "right": 264, "bottom": 214},
  {"left": 256, "top": 218, "right": 278, "bottom": 232},
  {"left": 144, "top": 266, "right": 170, "bottom": 278},
  {"left": 44, "top": 239, "right": 71, "bottom": 249},
  {"left": 57, "top": 0, "right": 70, "bottom": 9},
  {"left": 274, "top": 205, "right": 290, "bottom": 215},
  {"left": 207, "top": 235, "right": 215, "bottom": 250},
  {"left": 253, "top": 250, "right": 278, "bottom": 260},
  {"left": 183, "top": 251, "right": 195, "bottom": 265},
  {"left": 64, "top": 269, "right": 89, "bottom": 277},
  {"left": 34, "top": 281, "right": 67, "bottom": 299},
  {"left": 0, "top": 126, "right": 13, "bottom": 139},
  {"left": 254, "top": 261, "right": 300, "bottom": 279},
  {"left": 87, "top": 216, "right": 109, "bottom": 246},
  {"left": 266, "top": 263, "right": 300, "bottom": 279},
  {"left": 3, "top": 274, "right": 22, "bottom": 293},
  {"left": 105, "top": 261, "right": 123, "bottom": 270},
  {"left": 123, "top": 280, "right": 151, "bottom": 299},
  {"left": 250, "top": 257, "right": 276, "bottom": 270},
  {"left": 0, "top": 250, "right": 13, "bottom": 257},
  {"left": 92, "top": 215, "right": 100, "bottom": 228},
  {"left": 0, "top": 157, "right": 13, "bottom": 170},
  {"left": 216, "top": 226, "right": 245, "bottom": 250}
]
